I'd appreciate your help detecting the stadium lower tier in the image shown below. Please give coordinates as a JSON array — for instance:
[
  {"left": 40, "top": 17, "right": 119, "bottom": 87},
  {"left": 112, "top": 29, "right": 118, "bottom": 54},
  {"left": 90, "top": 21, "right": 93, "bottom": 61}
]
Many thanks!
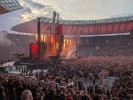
[
  {"left": 80, "top": 44, "right": 133, "bottom": 57},
  {"left": 0, "top": 33, "right": 133, "bottom": 63}
]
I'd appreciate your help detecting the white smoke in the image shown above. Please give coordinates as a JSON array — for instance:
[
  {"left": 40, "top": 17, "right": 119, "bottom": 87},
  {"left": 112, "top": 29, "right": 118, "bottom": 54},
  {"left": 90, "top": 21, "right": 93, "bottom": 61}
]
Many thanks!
[{"left": 65, "top": 45, "right": 76, "bottom": 58}]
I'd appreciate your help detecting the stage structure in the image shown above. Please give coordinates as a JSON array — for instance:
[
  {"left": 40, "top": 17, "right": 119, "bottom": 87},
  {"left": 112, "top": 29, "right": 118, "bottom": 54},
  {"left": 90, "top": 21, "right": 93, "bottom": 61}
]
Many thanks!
[
  {"left": 12, "top": 15, "right": 133, "bottom": 59},
  {"left": 0, "top": 0, "right": 22, "bottom": 15},
  {"left": 29, "top": 11, "right": 64, "bottom": 60}
]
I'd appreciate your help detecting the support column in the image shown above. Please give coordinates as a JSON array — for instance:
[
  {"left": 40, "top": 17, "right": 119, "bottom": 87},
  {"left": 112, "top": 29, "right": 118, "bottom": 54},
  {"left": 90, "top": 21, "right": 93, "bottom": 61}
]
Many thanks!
[{"left": 37, "top": 18, "right": 41, "bottom": 60}]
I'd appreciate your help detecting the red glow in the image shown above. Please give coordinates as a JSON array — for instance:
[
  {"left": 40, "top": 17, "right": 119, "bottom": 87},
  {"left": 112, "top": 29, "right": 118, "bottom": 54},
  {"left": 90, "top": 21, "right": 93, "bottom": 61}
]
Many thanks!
[{"left": 31, "top": 44, "right": 38, "bottom": 58}]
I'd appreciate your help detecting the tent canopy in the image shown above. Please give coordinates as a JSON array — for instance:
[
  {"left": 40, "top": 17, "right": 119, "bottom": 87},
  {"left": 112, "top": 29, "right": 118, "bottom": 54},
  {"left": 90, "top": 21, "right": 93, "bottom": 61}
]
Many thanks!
[{"left": 3, "top": 61, "right": 15, "bottom": 67}]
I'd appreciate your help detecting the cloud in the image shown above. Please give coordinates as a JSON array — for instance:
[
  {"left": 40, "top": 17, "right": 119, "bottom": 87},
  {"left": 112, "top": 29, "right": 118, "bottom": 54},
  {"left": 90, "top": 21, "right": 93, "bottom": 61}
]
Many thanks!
[
  {"left": 40, "top": 0, "right": 133, "bottom": 20},
  {"left": 19, "top": 0, "right": 61, "bottom": 22},
  {"left": 1, "top": 0, "right": 133, "bottom": 32}
]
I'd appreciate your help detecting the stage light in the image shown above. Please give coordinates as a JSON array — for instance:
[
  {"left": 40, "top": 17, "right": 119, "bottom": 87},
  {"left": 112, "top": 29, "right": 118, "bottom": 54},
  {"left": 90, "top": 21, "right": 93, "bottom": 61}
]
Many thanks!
[
  {"left": 64, "top": 39, "right": 66, "bottom": 44},
  {"left": 70, "top": 40, "right": 71, "bottom": 45},
  {"left": 63, "top": 44, "right": 65, "bottom": 49},
  {"left": 35, "top": 34, "right": 38, "bottom": 40},
  {"left": 67, "top": 40, "right": 69, "bottom": 45}
]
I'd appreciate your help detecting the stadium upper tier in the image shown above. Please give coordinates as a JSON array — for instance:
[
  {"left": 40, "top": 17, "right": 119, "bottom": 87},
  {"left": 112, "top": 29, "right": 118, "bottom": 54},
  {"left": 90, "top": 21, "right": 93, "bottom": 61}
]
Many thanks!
[
  {"left": 0, "top": 0, "right": 22, "bottom": 14},
  {"left": 12, "top": 16, "right": 133, "bottom": 35}
]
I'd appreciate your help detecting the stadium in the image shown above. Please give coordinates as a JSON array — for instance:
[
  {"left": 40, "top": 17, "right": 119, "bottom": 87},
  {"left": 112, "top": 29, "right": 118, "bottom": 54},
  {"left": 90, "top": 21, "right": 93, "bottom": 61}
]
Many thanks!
[
  {"left": 1, "top": 0, "right": 133, "bottom": 100},
  {"left": 1, "top": 16, "right": 133, "bottom": 62},
  {"left": 11, "top": 16, "right": 133, "bottom": 58}
]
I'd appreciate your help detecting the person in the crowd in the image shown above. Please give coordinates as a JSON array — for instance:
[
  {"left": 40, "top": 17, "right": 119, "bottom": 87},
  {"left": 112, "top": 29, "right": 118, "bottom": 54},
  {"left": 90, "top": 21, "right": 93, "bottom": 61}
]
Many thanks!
[
  {"left": 0, "top": 85, "right": 6, "bottom": 100},
  {"left": 16, "top": 82, "right": 24, "bottom": 100},
  {"left": 21, "top": 90, "right": 33, "bottom": 100},
  {"left": 54, "top": 88, "right": 65, "bottom": 100},
  {"left": 7, "top": 79, "right": 16, "bottom": 100},
  {"left": 35, "top": 90, "right": 44, "bottom": 100}
]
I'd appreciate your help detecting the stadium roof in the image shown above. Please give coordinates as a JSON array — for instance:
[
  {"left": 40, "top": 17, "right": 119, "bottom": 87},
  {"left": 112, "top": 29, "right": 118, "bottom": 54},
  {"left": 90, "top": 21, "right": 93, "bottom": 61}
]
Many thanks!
[
  {"left": 11, "top": 16, "right": 133, "bottom": 35},
  {"left": 0, "top": 0, "right": 22, "bottom": 15}
]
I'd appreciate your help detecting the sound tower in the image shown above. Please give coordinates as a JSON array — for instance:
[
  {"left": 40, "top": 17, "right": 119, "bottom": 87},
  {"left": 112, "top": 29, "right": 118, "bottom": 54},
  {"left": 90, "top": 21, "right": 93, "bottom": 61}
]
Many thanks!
[
  {"left": 41, "top": 42, "right": 46, "bottom": 59},
  {"left": 56, "top": 34, "right": 64, "bottom": 58},
  {"left": 59, "top": 34, "right": 64, "bottom": 52}
]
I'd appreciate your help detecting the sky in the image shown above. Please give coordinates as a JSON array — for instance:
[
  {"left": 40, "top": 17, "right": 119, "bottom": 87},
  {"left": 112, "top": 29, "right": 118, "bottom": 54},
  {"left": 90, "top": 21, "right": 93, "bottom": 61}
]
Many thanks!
[{"left": 0, "top": 0, "right": 133, "bottom": 32}]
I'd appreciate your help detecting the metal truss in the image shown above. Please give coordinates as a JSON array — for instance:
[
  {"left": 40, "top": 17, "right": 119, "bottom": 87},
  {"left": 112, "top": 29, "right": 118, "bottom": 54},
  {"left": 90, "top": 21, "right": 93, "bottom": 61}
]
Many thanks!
[{"left": 0, "top": 0, "right": 22, "bottom": 14}]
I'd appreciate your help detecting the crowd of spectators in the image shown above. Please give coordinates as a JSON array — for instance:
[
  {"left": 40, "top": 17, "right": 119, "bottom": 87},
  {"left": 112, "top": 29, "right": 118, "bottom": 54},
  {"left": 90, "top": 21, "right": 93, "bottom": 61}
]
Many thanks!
[
  {"left": 80, "top": 35, "right": 133, "bottom": 57},
  {"left": 0, "top": 57, "right": 133, "bottom": 100}
]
